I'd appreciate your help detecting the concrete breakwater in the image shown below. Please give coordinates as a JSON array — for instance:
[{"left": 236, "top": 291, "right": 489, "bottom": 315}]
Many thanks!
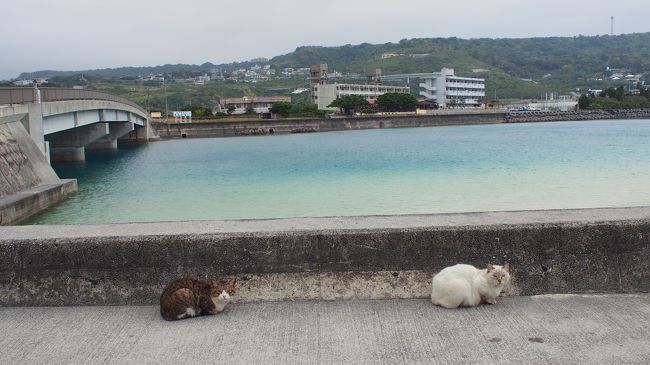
[
  {"left": 506, "top": 108, "right": 650, "bottom": 123},
  {"left": 1, "top": 207, "right": 648, "bottom": 306}
]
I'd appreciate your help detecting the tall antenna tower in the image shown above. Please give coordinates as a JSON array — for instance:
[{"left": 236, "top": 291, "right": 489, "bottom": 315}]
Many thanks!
[{"left": 610, "top": 16, "right": 614, "bottom": 35}]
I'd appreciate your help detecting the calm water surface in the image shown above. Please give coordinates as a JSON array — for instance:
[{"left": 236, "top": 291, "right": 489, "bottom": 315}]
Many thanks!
[{"left": 27, "top": 119, "right": 650, "bottom": 224}]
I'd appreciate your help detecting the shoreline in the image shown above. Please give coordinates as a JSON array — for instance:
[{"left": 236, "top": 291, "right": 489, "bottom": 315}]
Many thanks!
[{"left": 148, "top": 108, "right": 650, "bottom": 140}]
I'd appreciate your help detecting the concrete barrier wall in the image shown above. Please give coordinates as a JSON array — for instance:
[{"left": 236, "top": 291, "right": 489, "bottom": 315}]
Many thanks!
[
  {"left": 153, "top": 113, "right": 507, "bottom": 139},
  {"left": 0, "top": 180, "right": 77, "bottom": 225},
  {"left": 1, "top": 207, "right": 648, "bottom": 306}
]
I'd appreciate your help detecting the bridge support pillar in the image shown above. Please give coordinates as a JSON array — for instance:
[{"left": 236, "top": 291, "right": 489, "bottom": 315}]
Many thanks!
[
  {"left": 49, "top": 147, "right": 86, "bottom": 162},
  {"left": 46, "top": 123, "right": 109, "bottom": 162},
  {"left": 26, "top": 103, "right": 46, "bottom": 155},
  {"left": 86, "top": 122, "right": 134, "bottom": 151},
  {"left": 85, "top": 139, "right": 118, "bottom": 151}
]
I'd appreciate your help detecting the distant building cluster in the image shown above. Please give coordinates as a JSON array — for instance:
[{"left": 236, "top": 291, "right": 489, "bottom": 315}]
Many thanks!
[
  {"left": 309, "top": 64, "right": 486, "bottom": 110},
  {"left": 310, "top": 64, "right": 411, "bottom": 110},
  {"left": 12, "top": 78, "right": 48, "bottom": 87},
  {"left": 218, "top": 96, "right": 291, "bottom": 115},
  {"left": 228, "top": 65, "right": 275, "bottom": 82},
  {"left": 504, "top": 94, "right": 578, "bottom": 111},
  {"left": 141, "top": 72, "right": 215, "bottom": 85}
]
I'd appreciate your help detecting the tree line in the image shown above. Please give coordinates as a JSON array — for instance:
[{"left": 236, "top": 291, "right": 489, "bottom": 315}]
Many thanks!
[
  {"left": 579, "top": 85, "right": 650, "bottom": 109},
  {"left": 326, "top": 93, "right": 418, "bottom": 115}
]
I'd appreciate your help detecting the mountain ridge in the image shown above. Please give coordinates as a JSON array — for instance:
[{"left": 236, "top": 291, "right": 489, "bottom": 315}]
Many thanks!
[{"left": 16, "top": 32, "right": 650, "bottom": 83}]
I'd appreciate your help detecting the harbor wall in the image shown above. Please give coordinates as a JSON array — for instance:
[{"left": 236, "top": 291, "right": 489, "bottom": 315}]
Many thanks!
[
  {"left": 152, "top": 109, "right": 650, "bottom": 139},
  {"left": 153, "top": 112, "right": 506, "bottom": 139}
]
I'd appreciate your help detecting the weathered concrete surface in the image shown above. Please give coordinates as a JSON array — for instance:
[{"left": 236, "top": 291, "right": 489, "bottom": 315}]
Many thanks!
[
  {"left": 0, "top": 120, "right": 77, "bottom": 225},
  {"left": 153, "top": 110, "right": 650, "bottom": 140},
  {"left": 1, "top": 207, "right": 648, "bottom": 305},
  {"left": 86, "top": 121, "right": 134, "bottom": 150},
  {"left": 0, "top": 294, "right": 648, "bottom": 365},
  {"left": 46, "top": 122, "right": 111, "bottom": 161},
  {"left": 153, "top": 112, "right": 506, "bottom": 139},
  {"left": 0, "top": 180, "right": 77, "bottom": 225},
  {"left": 0, "top": 123, "right": 43, "bottom": 196},
  {"left": 40, "top": 100, "right": 148, "bottom": 123}
]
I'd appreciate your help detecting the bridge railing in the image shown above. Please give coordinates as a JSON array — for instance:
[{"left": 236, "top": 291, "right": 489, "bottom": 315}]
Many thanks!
[
  {"left": 0, "top": 88, "right": 35, "bottom": 105},
  {"left": 0, "top": 87, "right": 148, "bottom": 116}
]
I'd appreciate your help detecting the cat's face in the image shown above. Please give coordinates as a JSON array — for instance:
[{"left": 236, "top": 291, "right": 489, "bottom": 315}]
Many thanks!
[
  {"left": 217, "top": 290, "right": 230, "bottom": 301},
  {"left": 210, "top": 276, "right": 238, "bottom": 297},
  {"left": 486, "top": 263, "right": 510, "bottom": 287}
]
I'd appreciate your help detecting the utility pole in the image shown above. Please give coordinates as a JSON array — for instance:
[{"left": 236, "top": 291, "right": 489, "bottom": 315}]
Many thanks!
[
  {"left": 611, "top": 16, "right": 614, "bottom": 35},
  {"left": 145, "top": 87, "right": 150, "bottom": 113},
  {"left": 163, "top": 77, "right": 169, "bottom": 122}
]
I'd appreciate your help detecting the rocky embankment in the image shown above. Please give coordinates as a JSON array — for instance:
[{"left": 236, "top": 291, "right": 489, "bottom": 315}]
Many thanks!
[{"left": 505, "top": 109, "right": 650, "bottom": 123}]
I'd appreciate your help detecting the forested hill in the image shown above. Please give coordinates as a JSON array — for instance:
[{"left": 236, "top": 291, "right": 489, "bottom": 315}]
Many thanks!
[
  {"left": 271, "top": 33, "right": 650, "bottom": 78},
  {"left": 17, "top": 32, "right": 650, "bottom": 98}
]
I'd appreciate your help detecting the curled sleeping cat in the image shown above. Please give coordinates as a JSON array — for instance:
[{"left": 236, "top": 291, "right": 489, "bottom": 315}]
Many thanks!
[
  {"left": 431, "top": 263, "right": 510, "bottom": 309},
  {"left": 160, "top": 277, "right": 237, "bottom": 321}
]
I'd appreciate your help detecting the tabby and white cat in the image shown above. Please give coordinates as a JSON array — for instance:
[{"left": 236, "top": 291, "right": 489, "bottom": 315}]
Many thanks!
[
  {"left": 160, "top": 277, "right": 237, "bottom": 321},
  {"left": 431, "top": 263, "right": 510, "bottom": 309}
]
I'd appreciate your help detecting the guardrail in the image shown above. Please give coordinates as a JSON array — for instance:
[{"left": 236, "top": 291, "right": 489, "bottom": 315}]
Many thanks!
[{"left": 0, "top": 87, "right": 148, "bottom": 116}]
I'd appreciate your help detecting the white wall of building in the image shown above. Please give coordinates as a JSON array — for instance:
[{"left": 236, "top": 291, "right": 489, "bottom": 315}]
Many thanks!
[
  {"left": 419, "top": 68, "right": 485, "bottom": 107},
  {"left": 313, "top": 83, "right": 410, "bottom": 110}
]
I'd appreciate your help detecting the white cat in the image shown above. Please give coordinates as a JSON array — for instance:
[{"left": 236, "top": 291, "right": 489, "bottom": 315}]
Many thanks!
[{"left": 430, "top": 263, "right": 510, "bottom": 309}]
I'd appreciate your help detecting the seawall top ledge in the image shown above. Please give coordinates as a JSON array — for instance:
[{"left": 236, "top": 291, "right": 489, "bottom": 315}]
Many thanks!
[{"left": 2, "top": 206, "right": 650, "bottom": 240}]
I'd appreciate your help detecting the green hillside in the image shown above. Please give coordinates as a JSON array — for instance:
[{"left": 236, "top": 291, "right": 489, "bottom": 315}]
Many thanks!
[
  {"left": 269, "top": 33, "right": 650, "bottom": 98},
  {"left": 18, "top": 33, "right": 650, "bottom": 107}
]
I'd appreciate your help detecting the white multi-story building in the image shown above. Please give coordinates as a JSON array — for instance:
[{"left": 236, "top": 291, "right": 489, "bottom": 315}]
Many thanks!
[
  {"left": 419, "top": 68, "right": 485, "bottom": 107},
  {"left": 312, "top": 83, "right": 411, "bottom": 110}
]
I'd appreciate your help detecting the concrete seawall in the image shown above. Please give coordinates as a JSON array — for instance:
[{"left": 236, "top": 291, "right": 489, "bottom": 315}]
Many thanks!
[
  {"left": 1, "top": 207, "right": 648, "bottom": 306},
  {"left": 153, "top": 112, "right": 506, "bottom": 139},
  {"left": 153, "top": 109, "right": 650, "bottom": 139}
]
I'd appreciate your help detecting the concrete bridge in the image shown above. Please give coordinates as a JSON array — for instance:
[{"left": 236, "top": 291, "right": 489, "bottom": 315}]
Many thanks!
[
  {"left": 0, "top": 87, "right": 154, "bottom": 224},
  {"left": 0, "top": 87, "right": 153, "bottom": 162}
]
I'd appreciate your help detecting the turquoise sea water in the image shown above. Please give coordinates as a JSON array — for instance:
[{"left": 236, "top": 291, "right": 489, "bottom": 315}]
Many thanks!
[{"left": 26, "top": 119, "right": 650, "bottom": 224}]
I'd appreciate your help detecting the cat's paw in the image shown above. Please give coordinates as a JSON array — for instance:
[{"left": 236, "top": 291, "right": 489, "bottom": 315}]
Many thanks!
[{"left": 485, "top": 298, "right": 497, "bottom": 305}]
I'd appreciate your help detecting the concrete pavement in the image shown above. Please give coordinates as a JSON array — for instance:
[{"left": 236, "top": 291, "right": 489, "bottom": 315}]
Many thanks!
[{"left": 0, "top": 294, "right": 648, "bottom": 364}]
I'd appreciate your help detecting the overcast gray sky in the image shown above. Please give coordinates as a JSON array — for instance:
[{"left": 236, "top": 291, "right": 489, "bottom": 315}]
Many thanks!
[{"left": 2, "top": 0, "right": 649, "bottom": 80}]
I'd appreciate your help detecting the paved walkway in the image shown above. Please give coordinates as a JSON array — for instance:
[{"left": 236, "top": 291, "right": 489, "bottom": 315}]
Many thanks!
[{"left": 1, "top": 294, "right": 648, "bottom": 364}]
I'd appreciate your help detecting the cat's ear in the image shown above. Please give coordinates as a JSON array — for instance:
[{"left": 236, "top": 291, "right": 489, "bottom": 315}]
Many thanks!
[
  {"left": 503, "top": 263, "right": 510, "bottom": 272},
  {"left": 228, "top": 277, "right": 238, "bottom": 293},
  {"left": 486, "top": 263, "right": 494, "bottom": 272}
]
